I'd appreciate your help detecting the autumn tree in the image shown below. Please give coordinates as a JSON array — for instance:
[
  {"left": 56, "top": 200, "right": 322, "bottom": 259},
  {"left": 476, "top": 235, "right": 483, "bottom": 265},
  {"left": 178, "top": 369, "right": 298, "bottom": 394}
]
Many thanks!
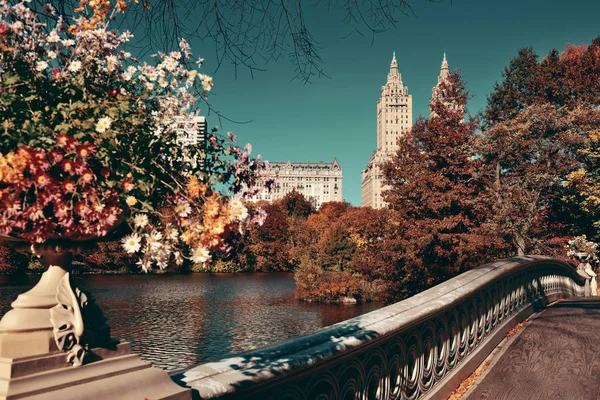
[
  {"left": 279, "top": 190, "right": 316, "bottom": 219},
  {"left": 316, "top": 221, "right": 355, "bottom": 272},
  {"left": 244, "top": 203, "right": 292, "bottom": 271},
  {"left": 480, "top": 38, "right": 600, "bottom": 252},
  {"left": 559, "top": 39, "right": 600, "bottom": 236},
  {"left": 383, "top": 72, "right": 506, "bottom": 284},
  {"left": 340, "top": 207, "right": 407, "bottom": 302},
  {"left": 483, "top": 47, "right": 540, "bottom": 128}
]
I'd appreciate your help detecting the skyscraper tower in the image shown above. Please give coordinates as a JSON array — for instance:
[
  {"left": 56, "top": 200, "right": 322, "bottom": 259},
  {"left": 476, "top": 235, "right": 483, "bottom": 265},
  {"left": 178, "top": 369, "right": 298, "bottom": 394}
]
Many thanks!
[
  {"left": 362, "top": 53, "right": 413, "bottom": 209},
  {"left": 377, "top": 52, "right": 413, "bottom": 154},
  {"left": 430, "top": 53, "right": 454, "bottom": 117}
]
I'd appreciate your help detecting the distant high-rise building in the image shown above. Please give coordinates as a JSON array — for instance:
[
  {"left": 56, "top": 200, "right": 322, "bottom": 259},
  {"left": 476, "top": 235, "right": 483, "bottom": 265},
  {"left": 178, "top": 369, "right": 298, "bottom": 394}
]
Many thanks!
[
  {"left": 173, "top": 115, "right": 207, "bottom": 147},
  {"left": 361, "top": 53, "right": 413, "bottom": 209},
  {"left": 171, "top": 115, "right": 207, "bottom": 169},
  {"left": 247, "top": 159, "right": 343, "bottom": 209},
  {"left": 430, "top": 53, "right": 454, "bottom": 117}
]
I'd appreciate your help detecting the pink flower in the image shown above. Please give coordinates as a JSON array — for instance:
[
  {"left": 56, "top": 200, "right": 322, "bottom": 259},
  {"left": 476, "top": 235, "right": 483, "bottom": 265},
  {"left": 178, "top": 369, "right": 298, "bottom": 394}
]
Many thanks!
[
  {"left": 76, "top": 144, "right": 95, "bottom": 159},
  {"left": 56, "top": 133, "right": 70, "bottom": 147},
  {"left": 49, "top": 149, "right": 63, "bottom": 163},
  {"left": 5, "top": 201, "right": 21, "bottom": 216},
  {"left": 59, "top": 217, "right": 74, "bottom": 228},
  {"left": 79, "top": 170, "right": 94, "bottom": 185},
  {"left": 74, "top": 161, "right": 87, "bottom": 175},
  {"left": 61, "top": 159, "right": 74, "bottom": 173},
  {"left": 62, "top": 179, "right": 76, "bottom": 193},
  {"left": 54, "top": 203, "right": 70, "bottom": 219},
  {"left": 74, "top": 202, "right": 91, "bottom": 218},
  {"left": 122, "top": 179, "right": 134, "bottom": 192},
  {"left": 34, "top": 173, "right": 51, "bottom": 188},
  {"left": 27, "top": 205, "right": 45, "bottom": 221}
]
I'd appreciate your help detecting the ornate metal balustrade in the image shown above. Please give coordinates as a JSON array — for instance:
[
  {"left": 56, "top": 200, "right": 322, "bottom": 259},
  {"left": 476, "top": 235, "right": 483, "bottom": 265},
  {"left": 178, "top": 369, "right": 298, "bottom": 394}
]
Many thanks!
[{"left": 175, "top": 256, "right": 593, "bottom": 400}]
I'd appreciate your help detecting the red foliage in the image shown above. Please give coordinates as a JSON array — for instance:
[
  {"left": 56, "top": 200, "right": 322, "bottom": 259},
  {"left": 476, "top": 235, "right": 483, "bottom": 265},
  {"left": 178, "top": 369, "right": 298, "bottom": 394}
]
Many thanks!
[
  {"left": 479, "top": 37, "right": 600, "bottom": 252},
  {"left": 383, "top": 72, "right": 508, "bottom": 291},
  {"left": 244, "top": 203, "right": 292, "bottom": 271},
  {"left": 0, "top": 241, "right": 29, "bottom": 274}
]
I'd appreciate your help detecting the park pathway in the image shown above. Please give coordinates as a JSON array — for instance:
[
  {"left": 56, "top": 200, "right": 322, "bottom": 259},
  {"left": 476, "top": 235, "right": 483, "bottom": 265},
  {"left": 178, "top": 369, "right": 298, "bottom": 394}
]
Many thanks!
[{"left": 466, "top": 297, "right": 600, "bottom": 400}]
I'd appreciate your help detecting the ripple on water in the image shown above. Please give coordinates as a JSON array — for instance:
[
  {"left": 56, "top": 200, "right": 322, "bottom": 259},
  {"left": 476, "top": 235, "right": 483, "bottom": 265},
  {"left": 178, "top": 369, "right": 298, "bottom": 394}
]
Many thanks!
[{"left": 0, "top": 273, "right": 382, "bottom": 371}]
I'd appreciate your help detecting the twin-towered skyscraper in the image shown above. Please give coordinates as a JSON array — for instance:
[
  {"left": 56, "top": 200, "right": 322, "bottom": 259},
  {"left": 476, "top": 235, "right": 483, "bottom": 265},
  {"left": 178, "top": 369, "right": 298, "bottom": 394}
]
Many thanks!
[{"left": 361, "top": 53, "right": 451, "bottom": 209}]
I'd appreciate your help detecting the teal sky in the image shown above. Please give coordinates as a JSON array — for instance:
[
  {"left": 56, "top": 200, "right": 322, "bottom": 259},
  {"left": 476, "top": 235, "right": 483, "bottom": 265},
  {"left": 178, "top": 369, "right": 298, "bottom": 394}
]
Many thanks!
[{"left": 190, "top": 0, "right": 600, "bottom": 206}]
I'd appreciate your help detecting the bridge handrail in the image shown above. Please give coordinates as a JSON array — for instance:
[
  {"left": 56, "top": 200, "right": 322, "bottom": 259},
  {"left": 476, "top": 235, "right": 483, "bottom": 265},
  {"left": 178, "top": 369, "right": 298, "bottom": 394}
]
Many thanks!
[{"left": 177, "top": 256, "right": 592, "bottom": 399}]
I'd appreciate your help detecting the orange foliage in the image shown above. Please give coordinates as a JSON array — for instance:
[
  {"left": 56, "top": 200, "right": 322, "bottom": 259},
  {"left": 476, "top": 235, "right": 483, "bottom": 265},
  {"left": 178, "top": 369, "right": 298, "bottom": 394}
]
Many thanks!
[{"left": 447, "top": 360, "right": 490, "bottom": 400}]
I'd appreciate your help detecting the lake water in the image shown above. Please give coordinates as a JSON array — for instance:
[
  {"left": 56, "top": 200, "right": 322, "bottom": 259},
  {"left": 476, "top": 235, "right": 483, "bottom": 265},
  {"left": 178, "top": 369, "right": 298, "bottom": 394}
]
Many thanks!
[{"left": 0, "top": 273, "right": 381, "bottom": 371}]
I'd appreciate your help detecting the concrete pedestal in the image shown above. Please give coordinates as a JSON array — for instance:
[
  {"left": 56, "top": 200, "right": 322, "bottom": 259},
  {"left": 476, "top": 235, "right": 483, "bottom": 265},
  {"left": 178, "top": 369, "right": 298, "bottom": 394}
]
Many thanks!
[
  {"left": 0, "top": 341, "right": 190, "bottom": 400},
  {"left": 0, "top": 243, "right": 191, "bottom": 400}
]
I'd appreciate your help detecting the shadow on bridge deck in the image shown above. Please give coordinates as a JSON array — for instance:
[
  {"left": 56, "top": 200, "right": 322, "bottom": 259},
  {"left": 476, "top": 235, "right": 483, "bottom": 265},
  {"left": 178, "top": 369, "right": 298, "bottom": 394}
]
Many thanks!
[{"left": 466, "top": 297, "right": 600, "bottom": 400}]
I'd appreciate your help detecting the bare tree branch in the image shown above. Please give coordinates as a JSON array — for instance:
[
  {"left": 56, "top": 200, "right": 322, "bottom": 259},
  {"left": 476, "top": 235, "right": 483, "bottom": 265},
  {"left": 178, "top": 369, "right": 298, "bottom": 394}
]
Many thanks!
[{"left": 21, "top": 0, "right": 439, "bottom": 82}]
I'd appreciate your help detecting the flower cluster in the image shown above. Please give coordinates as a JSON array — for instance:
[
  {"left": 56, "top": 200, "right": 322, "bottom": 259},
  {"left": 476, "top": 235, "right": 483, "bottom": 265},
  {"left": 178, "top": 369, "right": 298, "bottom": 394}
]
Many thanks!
[
  {"left": 0, "top": 139, "right": 121, "bottom": 242},
  {"left": 121, "top": 177, "right": 268, "bottom": 271},
  {"left": 567, "top": 235, "right": 599, "bottom": 264},
  {"left": 0, "top": 1, "right": 272, "bottom": 269}
]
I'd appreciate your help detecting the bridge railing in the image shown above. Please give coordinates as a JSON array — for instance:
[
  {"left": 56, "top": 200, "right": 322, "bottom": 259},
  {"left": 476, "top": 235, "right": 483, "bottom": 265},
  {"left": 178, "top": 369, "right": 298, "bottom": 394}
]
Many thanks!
[{"left": 174, "top": 256, "right": 592, "bottom": 400}]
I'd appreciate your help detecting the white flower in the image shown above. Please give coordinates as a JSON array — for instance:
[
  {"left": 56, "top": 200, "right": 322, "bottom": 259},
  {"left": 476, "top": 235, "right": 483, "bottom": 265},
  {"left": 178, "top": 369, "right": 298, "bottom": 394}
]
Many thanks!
[
  {"left": 122, "top": 233, "right": 142, "bottom": 253},
  {"left": 179, "top": 39, "right": 191, "bottom": 58},
  {"left": 229, "top": 198, "right": 249, "bottom": 221},
  {"left": 126, "top": 196, "right": 137, "bottom": 206},
  {"left": 68, "top": 60, "right": 82, "bottom": 73},
  {"left": 133, "top": 214, "right": 149, "bottom": 229},
  {"left": 35, "top": 61, "right": 48, "bottom": 72},
  {"left": 199, "top": 74, "right": 213, "bottom": 91},
  {"left": 123, "top": 65, "right": 136, "bottom": 80},
  {"left": 146, "top": 230, "right": 163, "bottom": 249},
  {"left": 47, "top": 30, "right": 60, "bottom": 43},
  {"left": 167, "top": 228, "right": 179, "bottom": 241},
  {"left": 47, "top": 50, "right": 57, "bottom": 59},
  {"left": 158, "top": 77, "right": 168, "bottom": 88},
  {"left": 144, "top": 67, "right": 158, "bottom": 81},
  {"left": 95, "top": 116, "right": 112, "bottom": 133},
  {"left": 62, "top": 39, "right": 75, "bottom": 47},
  {"left": 120, "top": 31, "right": 133, "bottom": 42},
  {"left": 191, "top": 246, "right": 211, "bottom": 264},
  {"left": 144, "top": 82, "right": 154, "bottom": 91},
  {"left": 162, "top": 56, "right": 178, "bottom": 71},
  {"left": 106, "top": 55, "right": 118, "bottom": 71},
  {"left": 10, "top": 21, "right": 23, "bottom": 33},
  {"left": 174, "top": 251, "right": 184, "bottom": 265},
  {"left": 175, "top": 202, "right": 192, "bottom": 218},
  {"left": 136, "top": 258, "right": 152, "bottom": 273}
]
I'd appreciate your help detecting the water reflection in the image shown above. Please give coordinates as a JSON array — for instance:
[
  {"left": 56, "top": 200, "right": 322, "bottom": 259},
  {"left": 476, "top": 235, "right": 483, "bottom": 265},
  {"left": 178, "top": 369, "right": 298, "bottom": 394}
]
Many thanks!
[{"left": 0, "top": 273, "right": 381, "bottom": 371}]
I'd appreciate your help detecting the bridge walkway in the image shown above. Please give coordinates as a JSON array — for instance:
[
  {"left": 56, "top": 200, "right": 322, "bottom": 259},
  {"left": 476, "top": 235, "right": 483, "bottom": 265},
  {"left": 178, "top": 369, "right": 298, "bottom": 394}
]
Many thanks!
[{"left": 465, "top": 297, "right": 600, "bottom": 400}]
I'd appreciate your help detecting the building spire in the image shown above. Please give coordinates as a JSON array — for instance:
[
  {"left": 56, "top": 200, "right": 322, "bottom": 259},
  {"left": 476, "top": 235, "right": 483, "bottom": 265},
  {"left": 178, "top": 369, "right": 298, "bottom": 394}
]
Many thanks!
[
  {"left": 438, "top": 52, "right": 449, "bottom": 81},
  {"left": 387, "top": 51, "right": 400, "bottom": 83}
]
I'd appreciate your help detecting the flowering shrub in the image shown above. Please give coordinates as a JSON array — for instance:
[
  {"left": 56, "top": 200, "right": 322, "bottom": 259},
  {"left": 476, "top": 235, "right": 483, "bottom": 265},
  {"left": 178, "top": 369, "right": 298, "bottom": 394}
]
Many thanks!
[{"left": 0, "top": 0, "right": 274, "bottom": 271}]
